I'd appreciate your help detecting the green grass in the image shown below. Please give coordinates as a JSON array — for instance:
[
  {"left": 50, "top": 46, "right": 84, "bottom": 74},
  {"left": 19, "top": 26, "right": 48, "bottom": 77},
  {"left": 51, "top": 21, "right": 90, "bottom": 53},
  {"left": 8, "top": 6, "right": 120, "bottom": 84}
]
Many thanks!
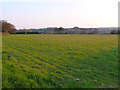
[
  {"left": 0, "top": 35, "right": 2, "bottom": 89},
  {"left": 2, "top": 34, "right": 118, "bottom": 88}
]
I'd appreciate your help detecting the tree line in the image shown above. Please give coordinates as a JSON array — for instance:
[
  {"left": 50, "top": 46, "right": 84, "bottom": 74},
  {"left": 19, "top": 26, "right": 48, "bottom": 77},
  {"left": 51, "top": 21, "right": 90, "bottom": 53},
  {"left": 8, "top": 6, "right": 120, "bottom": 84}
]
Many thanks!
[{"left": 0, "top": 20, "right": 119, "bottom": 34}]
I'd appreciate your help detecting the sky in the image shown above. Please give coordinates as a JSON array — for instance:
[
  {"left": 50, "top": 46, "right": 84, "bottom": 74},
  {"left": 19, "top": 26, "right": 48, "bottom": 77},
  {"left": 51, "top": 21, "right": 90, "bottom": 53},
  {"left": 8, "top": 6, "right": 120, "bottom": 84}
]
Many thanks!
[{"left": 0, "top": 0, "right": 119, "bottom": 29}]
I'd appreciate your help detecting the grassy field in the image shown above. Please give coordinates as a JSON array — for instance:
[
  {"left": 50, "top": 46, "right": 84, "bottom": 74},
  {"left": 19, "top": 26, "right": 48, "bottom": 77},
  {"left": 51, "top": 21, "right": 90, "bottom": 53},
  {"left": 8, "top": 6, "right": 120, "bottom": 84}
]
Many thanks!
[
  {"left": 2, "top": 34, "right": 118, "bottom": 88},
  {"left": 0, "top": 35, "right": 2, "bottom": 89}
]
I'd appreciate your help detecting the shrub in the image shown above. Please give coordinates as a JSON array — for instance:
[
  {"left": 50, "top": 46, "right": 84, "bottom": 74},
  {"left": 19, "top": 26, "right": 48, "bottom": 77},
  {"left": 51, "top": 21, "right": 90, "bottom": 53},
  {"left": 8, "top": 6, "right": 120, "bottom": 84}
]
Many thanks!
[
  {"left": 15, "top": 32, "right": 39, "bottom": 34},
  {"left": 110, "top": 30, "right": 116, "bottom": 34}
]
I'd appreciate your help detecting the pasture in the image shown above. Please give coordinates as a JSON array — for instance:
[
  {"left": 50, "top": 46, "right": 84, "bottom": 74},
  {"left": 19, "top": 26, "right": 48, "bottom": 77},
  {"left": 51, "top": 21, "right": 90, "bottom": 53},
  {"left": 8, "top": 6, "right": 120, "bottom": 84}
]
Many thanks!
[{"left": 2, "top": 34, "right": 118, "bottom": 88}]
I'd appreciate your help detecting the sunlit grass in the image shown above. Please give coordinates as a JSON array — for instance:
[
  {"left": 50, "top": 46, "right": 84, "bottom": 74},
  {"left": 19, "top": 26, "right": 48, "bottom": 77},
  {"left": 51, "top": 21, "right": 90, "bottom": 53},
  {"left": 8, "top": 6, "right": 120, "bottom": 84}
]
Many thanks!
[{"left": 2, "top": 34, "right": 118, "bottom": 88}]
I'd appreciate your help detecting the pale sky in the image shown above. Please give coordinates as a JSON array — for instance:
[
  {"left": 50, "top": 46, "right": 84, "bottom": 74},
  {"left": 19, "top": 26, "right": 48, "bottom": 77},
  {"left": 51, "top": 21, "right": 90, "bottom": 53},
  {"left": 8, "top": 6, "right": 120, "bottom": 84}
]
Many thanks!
[{"left": 0, "top": 0, "right": 119, "bottom": 29}]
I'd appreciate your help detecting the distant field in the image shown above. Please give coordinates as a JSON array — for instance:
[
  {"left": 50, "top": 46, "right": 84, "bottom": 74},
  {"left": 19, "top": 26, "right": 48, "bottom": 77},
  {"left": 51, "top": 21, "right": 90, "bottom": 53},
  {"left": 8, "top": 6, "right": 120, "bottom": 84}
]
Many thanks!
[{"left": 2, "top": 35, "right": 118, "bottom": 88}]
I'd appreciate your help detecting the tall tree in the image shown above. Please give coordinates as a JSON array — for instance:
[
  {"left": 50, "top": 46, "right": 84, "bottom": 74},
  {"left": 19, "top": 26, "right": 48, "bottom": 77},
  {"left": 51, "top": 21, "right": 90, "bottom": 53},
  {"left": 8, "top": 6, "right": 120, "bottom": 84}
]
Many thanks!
[
  {"left": 54, "top": 27, "right": 64, "bottom": 34},
  {"left": 0, "top": 20, "right": 16, "bottom": 33}
]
